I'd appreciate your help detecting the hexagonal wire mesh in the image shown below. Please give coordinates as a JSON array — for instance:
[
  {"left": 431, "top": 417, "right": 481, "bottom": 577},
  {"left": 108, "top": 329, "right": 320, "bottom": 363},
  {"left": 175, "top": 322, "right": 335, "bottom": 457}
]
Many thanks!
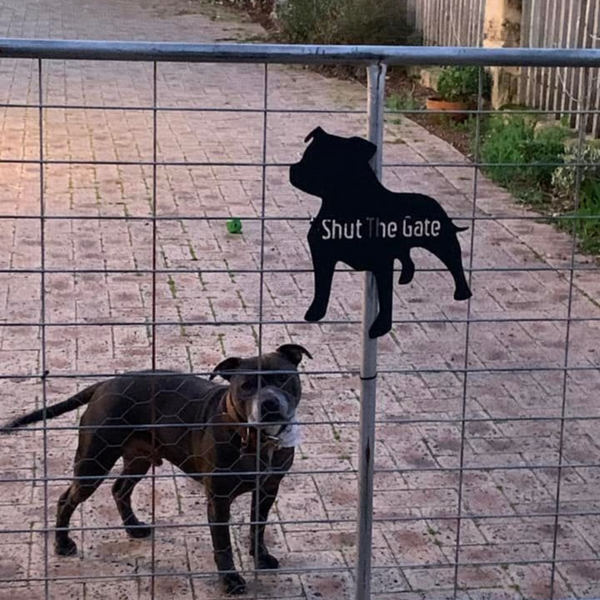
[{"left": 0, "top": 41, "right": 599, "bottom": 600}]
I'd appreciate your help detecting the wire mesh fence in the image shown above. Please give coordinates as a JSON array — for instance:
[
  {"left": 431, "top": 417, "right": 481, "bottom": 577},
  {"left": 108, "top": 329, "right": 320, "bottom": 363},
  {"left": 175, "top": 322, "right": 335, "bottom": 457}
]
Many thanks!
[{"left": 0, "top": 42, "right": 599, "bottom": 600}]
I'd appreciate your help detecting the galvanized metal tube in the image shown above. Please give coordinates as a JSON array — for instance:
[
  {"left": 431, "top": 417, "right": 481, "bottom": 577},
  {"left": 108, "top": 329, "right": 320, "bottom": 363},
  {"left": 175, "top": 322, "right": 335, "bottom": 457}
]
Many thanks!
[
  {"left": 549, "top": 66, "right": 592, "bottom": 600},
  {"left": 355, "top": 61, "right": 386, "bottom": 600},
  {"left": 37, "top": 56, "right": 50, "bottom": 600},
  {"left": 1, "top": 39, "right": 600, "bottom": 67}
]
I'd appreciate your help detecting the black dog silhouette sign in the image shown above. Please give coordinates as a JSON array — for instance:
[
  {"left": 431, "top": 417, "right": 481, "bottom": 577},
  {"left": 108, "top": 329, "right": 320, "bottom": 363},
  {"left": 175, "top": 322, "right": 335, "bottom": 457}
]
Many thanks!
[{"left": 289, "top": 127, "right": 473, "bottom": 339}]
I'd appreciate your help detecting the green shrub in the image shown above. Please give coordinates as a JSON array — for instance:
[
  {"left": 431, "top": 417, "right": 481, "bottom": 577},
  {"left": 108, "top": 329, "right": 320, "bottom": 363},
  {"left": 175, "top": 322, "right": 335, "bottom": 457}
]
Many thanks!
[
  {"left": 436, "top": 66, "right": 492, "bottom": 103},
  {"left": 523, "top": 125, "right": 573, "bottom": 187},
  {"left": 278, "top": 0, "right": 418, "bottom": 45},
  {"left": 480, "top": 115, "right": 533, "bottom": 187},
  {"left": 552, "top": 143, "right": 600, "bottom": 198},
  {"left": 480, "top": 115, "right": 570, "bottom": 191},
  {"left": 552, "top": 143, "right": 600, "bottom": 253},
  {"left": 574, "top": 180, "right": 600, "bottom": 253},
  {"left": 481, "top": 118, "right": 599, "bottom": 253}
]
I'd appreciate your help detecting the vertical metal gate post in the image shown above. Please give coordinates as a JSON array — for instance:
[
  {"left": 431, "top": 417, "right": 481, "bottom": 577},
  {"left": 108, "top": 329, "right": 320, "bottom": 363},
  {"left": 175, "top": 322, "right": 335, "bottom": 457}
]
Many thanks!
[{"left": 355, "top": 61, "right": 387, "bottom": 600}]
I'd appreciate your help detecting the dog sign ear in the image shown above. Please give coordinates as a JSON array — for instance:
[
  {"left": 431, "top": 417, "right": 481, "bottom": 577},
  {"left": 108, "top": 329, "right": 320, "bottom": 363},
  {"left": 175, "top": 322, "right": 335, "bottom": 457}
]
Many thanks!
[
  {"left": 289, "top": 128, "right": 473, "bottom": 339},
  {"left": 304, "top": 126, "right": 325, "bottom": 143}
]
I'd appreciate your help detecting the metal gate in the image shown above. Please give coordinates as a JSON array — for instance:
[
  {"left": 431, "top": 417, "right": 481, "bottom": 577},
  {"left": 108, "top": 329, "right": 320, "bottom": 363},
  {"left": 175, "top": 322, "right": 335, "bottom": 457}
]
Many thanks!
[{"left": 0, "top": 40, "right": 599, "bottom": 600}]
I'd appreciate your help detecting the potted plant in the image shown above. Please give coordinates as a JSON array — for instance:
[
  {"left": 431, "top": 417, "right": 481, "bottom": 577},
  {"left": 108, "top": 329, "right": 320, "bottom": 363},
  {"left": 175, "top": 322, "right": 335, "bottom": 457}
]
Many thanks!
[{"left": 426, "top": 66, "right": 490, "bottom": 122}]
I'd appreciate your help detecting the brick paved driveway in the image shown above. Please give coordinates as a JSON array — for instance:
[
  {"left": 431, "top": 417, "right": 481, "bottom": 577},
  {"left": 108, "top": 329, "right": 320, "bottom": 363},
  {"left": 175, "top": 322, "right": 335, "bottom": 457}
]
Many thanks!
[{"left": 0, "top": 1, "right": 599, "bottom": 598}]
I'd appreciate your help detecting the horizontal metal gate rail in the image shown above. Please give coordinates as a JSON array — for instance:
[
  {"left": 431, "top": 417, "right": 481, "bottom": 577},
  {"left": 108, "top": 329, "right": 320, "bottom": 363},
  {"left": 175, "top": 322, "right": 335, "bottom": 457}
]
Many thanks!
[
  {"left": 0, "top": 38, "right": 599, "bottom": 600},
  {"left": 0, "top": 39, "right": 600, "bottom": 66}
]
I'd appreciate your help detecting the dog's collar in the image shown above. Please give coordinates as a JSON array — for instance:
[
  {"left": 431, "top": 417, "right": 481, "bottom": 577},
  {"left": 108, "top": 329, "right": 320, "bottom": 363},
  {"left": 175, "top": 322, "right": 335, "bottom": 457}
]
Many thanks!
[
  {"left": 224, "top": 393, "right": 252, "bottom": 448},
  {"left": 223, "top": 393, "right": 284, "bottom": 457},
  {"left": 225, "top": 392, "right": 246, "bottom": 424}
]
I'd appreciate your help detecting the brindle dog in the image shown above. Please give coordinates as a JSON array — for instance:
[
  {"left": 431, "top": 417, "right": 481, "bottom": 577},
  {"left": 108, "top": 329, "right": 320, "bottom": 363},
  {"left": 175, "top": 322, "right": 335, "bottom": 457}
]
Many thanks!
[{"left": 0, "top": 344, "right": 311, "bottom": 595}]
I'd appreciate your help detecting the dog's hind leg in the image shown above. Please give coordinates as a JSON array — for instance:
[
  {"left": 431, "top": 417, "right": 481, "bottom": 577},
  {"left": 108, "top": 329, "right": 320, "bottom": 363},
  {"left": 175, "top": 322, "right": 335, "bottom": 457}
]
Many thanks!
[
  {"left": 112, "top": 455, "right": 152, "bottom": 539},
  {"left": 433, "top": 235, "right": 472, "bottom": 301},
  {"left": 55, "top": 445, "right": 121, "bottom": 556},
  {"left": 398, "top": 252, "right": 416, "bottom": 285},
  {"left": 249, "top": 477, "right": 282, "bottom": 570}
]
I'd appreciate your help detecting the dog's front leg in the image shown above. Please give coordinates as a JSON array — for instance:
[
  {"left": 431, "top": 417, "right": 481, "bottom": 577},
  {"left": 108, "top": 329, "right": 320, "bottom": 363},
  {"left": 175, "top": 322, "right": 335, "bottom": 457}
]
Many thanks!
[
  {"left": 369, "top": 265, "right": 394, "bottom": 338},
  {"left": 207, "top": 494, "right": 246, "bottom": 595},
  {"left": 305, "top": 257, "right": 336, "bottom": 322},
  {"left": 249, "top": 479, "right": 281, "bottom": 570}
]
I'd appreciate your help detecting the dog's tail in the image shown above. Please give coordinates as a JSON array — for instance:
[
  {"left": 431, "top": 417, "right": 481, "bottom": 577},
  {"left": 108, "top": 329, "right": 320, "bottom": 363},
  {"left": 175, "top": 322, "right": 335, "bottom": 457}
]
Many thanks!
[{"left": 0, "top": 382, "right": 102, "bottom": 433}]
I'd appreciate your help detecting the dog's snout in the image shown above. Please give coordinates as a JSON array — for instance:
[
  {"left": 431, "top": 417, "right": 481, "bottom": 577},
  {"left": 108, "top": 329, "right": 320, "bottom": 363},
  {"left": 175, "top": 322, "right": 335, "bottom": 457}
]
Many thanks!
[
  {"left": 261, "top": 397, "right": 280, "bottom": 419},
  {"left": 263, "top": 397, "right": 278, "bottom": 411}
]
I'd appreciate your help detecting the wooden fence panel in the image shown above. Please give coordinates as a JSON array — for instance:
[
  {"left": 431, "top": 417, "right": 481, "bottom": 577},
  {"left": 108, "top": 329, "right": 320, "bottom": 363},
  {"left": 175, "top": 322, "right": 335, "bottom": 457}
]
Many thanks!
[
  {"left": 410, "top": 0, "right": 600, "bottom": 136},
  {"left": 411, "top": 0, "right": 484, "bottom": 47}
]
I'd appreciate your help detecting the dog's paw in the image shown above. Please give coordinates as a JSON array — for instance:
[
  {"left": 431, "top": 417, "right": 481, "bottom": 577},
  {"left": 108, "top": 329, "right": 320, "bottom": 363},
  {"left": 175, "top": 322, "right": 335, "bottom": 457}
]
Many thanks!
[
  {"left": 221, "top": 573, "right": 247, "bottom": 595},
  {"left": 369, "top": 318, "right": 392, "bottom": 339},
  {"left": 454, "top": 288, "right": 473, "bottom": 301},
  {"left": 398, "top": 272, "right": 414, "bottom": 285},
  {"left": 55, "top": 537, "right": 78, "bottom": 557},
  {"left": 255, "top": 553, "right": 279, "bottom": 570},
  {"left": 304, "top": 305, "right": 326, "bottom": 322},
  {"left": 126, "top": 522, "right": 152, "bottom": 539}
]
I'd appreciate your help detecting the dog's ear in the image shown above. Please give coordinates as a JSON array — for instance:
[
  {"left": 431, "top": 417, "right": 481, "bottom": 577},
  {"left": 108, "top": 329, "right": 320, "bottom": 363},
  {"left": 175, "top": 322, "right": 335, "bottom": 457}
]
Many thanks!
[
  {"left": 348, "top": 136, "right": 377, "bottom": 162},
  {"left": 276, "top": 344, "right": 313, "bottom": 366},
  {"left": 210, "top": 357, "right": 242, "bottom": 381},
  {"left": 304, "top": 126, "right": 326, "bottom": 143}
]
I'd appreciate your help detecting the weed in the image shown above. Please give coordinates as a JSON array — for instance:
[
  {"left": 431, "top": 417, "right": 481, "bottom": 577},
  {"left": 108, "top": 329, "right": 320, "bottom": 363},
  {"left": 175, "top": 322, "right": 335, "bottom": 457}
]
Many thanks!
[
  {"left": 387, "top": 91, "right": 423, "bottom": 113},
  {"left": 217, "top": 332, "right": 226, "bottom": 355},
  {"left": 167, "top": 276, "right": 178, "bottom": 299},
  {"left": 448, "top": 116, "right": 478, "bottom": 134}
]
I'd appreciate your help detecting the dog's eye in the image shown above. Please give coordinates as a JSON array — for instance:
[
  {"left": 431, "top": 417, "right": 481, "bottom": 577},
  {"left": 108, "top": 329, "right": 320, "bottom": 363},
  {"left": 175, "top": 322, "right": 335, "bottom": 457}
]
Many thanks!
[
  {"left": 273, "top": 374, "right": 291, "bottom": 388},
  {"left": 240, "top": 378, "right": 258, "bottom": 393}
]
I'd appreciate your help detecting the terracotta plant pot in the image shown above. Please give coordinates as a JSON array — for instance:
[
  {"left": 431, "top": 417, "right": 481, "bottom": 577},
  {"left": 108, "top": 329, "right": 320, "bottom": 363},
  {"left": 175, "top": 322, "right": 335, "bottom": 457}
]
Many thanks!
[{"left": 426, "top": 97, "right": 473, "bottom": 123}]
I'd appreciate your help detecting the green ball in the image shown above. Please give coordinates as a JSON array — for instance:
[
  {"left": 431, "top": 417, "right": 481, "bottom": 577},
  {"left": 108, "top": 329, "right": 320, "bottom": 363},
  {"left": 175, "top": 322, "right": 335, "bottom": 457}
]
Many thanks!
[{"left": 226, "top": 218, "right": 243, "bottom": 234}]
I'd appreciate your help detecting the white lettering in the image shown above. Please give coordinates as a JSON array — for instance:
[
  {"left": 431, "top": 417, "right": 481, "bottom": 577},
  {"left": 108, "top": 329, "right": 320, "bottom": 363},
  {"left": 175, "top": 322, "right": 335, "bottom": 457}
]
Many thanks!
[
  {"left": 355, "top": 220, "right": 363, "bottom": 239},
  {"left": 321, "top": 217, "right": 443, "bottom": 240}
]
